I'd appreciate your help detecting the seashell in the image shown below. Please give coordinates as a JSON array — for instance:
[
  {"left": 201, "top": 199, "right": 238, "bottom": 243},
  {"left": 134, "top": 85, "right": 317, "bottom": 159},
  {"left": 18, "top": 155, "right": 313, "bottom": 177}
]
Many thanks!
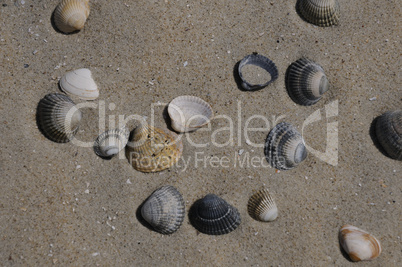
[
  {"left": 125, "top": 122, "right": 183, "bottom": 172},
  {"left": 238, "top": 53, "right": 279, "bottom": 91},
  {"left": 247, "top": 189, "right": 278, "bottom": 222},
  {"left": 60, "top": 68, "right": 99, "bottom": 100},
  {"left": 285, "top": 58, "right": 329, "bottom": 106},
  {"left": 36, "top": 93, "right": 82, "bottom": 143},
  {"left": 264, "top": 122, "right": 308, "bottom": 170},
  {"left": 54, "top": 0, "right": 90, "bottom": 33},
  {"left": 339, "top": 224, "right": 382, "bottom": 262},
  {"left": 375, "top": 110, "right": 402, "bottom": 160},
  {"left": 189, "top": 194, "right": 241, "bottom": 235},
  {"left": 168, "top": 95, "right": 213, "bottom": 133},
  {"left": 94, "top": 127, "right": 130, "bottom": 158},
  {"left": 141, "top": 185, "right": 185, "bottom": 235},
  {"left": 296, "top": 0, "right": 340, "bottom": 27}
]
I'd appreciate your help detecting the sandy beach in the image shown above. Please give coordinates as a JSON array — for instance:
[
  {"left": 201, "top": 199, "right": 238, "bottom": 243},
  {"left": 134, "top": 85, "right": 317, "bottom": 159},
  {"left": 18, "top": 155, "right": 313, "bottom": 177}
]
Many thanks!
[{"left": 0, "top": 0, "right": 401, "bottom": 266}]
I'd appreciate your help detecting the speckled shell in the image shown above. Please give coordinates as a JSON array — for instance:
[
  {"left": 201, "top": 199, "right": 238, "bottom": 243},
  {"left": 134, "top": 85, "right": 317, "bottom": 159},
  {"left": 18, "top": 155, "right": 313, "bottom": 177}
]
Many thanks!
[
  {"left": 297, "top": 0, "right": 340, "bottom": 27},
  {"left": 125, "top": 122, "right": 183, "bottom": 172},
  {"left": 285, "top": 58, "right": 329, "bottom": 106},
  {"left": 189, "top": 194, "right": 241, "bottom": 235},
  {"left": 264, "top": 122, "right": 307, "bottom": 170},
  {"left": 54, "top": 0, "right": 90, "bottom": 33},
  {"left": 36, "top": 93, "right": 82, "bottom": 143},
  {"left": 60, "top": 68, "right": 99, "bottom": 100},
  {"left": 141, "top": 185, "right": 185, "bottom": 235},
  {"left": 94, "top": 127, "right": 130, "bottom": 158},
  {"left": 339, "top": 224, "right": 382, "bottom": 262},
  {"left": 168, "top": 95, "right": 213, "bottom": 133},
  {"left": 375, "top": 110, "right": 402, "bottom": 160},
  {"left": 248, "top": 189, "right": 278, "bottom": 222}
]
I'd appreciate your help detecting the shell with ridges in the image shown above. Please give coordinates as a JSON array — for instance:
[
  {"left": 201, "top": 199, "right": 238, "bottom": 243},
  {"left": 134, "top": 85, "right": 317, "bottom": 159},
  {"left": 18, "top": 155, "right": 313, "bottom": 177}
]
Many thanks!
[
  {"left": 339, "top": 224, "right": 382, "bottom": 262},
  {"left": 285, "top": 58, "right": 329, "bottom": 106},
  {"left": 60, "top": 68, "right": 99, "bottom": 100},
  {"left": 54, "top": 0, "right": 90, "bottom": 33},
  {"left": 36, "top": 93, "right": 82, "bottom": 143},
  {"left": 248, "top": 189, "right": 278, "bottom": 222},
  {"left": 375, "top": 110, "right": 402, "bottom": 160},
  {"left": 125, "top": 122, "right": 183, "bottom": 172},
  {"left": 297, "top": 0, "right": 340, "bottom": 27},
  {"left": 168, "top": 95, "right": 213, "bottom": 133},
  {"left": 264, "top": 122, "right": 307, "bottom": 170},
  {"left": 94, "top": 127, "right": 130, "bottom": 158},
  {"left": 189, "top": 194, "right": 241, "bottom": 235},
  {"left": 141, "top": 185, "right": 185, "bottom": 235}
]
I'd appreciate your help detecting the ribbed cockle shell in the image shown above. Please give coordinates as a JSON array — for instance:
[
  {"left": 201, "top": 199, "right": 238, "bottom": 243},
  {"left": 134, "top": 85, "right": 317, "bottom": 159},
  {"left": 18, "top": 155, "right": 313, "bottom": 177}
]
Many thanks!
[
  {"left": 54, "top": 0, "right": 90, "bottom": 33},
  {"left": 94, "top": 127, "right": 130, "bottom": 158},
  {"left": 297, "top": 0, "right": 340, "bottom": 27},
  {"left": 248, "top": 189, "right": 278, "bottom": 222},
  {"left": 375, "top": 110, "right": 402, "bottom": 160}
]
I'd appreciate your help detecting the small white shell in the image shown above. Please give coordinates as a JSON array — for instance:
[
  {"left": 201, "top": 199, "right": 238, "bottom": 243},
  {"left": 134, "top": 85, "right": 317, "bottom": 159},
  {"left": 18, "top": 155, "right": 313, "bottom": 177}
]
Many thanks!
[
  {"left": 60, "top": 68, "right": 99, "bottom": 100},
  {"left": 54, "top": 0, "right": 90, "bottom": 33},
  {"left": 94, "top": 127, "right": 130, "bottom": 158},
  {"left": 168, "top": 96, "right": 213, "bottom": 133},
  {"left": 339, "top": 224, "right": 382, "bottom": 262},
  {"left": 248, "top": 189, "right": 278, "bottom": 222}
]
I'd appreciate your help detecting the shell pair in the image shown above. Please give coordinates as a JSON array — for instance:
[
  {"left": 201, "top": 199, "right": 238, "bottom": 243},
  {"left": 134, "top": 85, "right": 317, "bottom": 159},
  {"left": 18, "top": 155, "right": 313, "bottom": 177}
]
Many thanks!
[
  {"left": 60, "top": 68, "right": 99, "bottom": 100},
  {"left": 375, "top": 110, "right": 402, "bottom": 160},
  {"left": 285, "top": 58, "right": 329, "bottom": 106},
  {"left": 167, "top": 96, "right": 213, "bottom": 133},
  {"left": 247, "top": 189, "right": 278, "bottom": 222},
  {"left": 94, "top": 127, "right": 130, "bottom": 158},
  {"left": 339, "top": 225, "right": 382, "bottom": 262},
  {"left": 125, "top": 122, "right": 183, "bottom": 172},
  {"left": 264, "top": 122, "right": 308, "bottom": 170},
  {"left": 141, "top": 185, "right": 185, "bottom": 235},
  {"left": 297, "top": 0, "right": 340, "bottom": 27},
  {"left": 54, "top": 0, "right": 90, "bottom": 33}
]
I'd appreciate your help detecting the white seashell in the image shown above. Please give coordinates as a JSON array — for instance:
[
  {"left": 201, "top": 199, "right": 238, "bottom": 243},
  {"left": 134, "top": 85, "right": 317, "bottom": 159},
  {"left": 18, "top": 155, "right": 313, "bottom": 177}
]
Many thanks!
[
  {"left": 54, "top": 0, "right": 90, "bottom": 33},
  {"left": 168, "top": 95, "right": 213, "bottom": 133},
  {"left": 339, "top": 224, "right": 382, "bottom": 262},
  {"left": 60, "top": 68, "right": 99, "bottom": 100},
  {"left": 94, "top": 127, "right": 130, "bottom": 158},
  {"left": 248, "top": 189, "right": 278, "bottom": 222}
]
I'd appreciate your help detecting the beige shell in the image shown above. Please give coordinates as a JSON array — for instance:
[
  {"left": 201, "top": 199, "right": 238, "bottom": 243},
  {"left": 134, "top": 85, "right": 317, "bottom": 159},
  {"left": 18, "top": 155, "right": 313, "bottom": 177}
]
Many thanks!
[
  {"left": 248, "top": 189, "right": 278, "bottom": 222},
  {"left": 60, "top": 68, "right": 99, "bottom": 100},
  {"left": 54, "top": 0, "right": 90, "bottom": 33},
  {"left": 125, "top": 122, "right": 183, "bottom": 172},
  {"left": 297, "top": 0, "right": 340, "bottom": 27},
  {"left": 339, "top": 224, "right": 382, "bottom": 262},
  {"left": 168, "top": 95, "right": 213, "bottom": 133}
]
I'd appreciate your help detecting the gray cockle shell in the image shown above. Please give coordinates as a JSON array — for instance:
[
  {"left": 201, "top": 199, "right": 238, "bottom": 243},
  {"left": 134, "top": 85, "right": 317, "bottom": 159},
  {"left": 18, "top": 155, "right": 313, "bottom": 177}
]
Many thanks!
[
  {"left": 94, "top": 127, "right": 130, "bottom": 158},
  {"left": 375, "top": 110, "right": 402, "bottom": 160},
  {"left": 297, "top": 0, "right": 340, "bottom": 27}
]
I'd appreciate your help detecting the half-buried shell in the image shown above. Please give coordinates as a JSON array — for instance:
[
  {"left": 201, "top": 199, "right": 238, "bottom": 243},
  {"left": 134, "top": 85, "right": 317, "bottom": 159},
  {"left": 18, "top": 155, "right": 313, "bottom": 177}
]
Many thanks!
[
  {"left": 36, "top": 93, "right": 82, "bottom": 143},
  {"left": 60, "top": 68, "right": 99, "bottom": 100},
  {"left": 296, "top": 0, "right": 340, "bottom": 27},
  {"left": 125, "top": 122, "right": 183, "bottom": 172},
  {"left": 54, "top": 0, "right": 90, "bottom": 33},
  {"left": 168, "top": 95, "right": 213, "bottom": 133},
  {"left": 248, "top": 189, "right": 278, "bottom": 222},
  {"left": 94, "top": 127, "right": 130, "bottom": 158},
  {"left": 264, "top": 122, "right": 307, "bottom": 170},
  {"left": 189, "top": 194, "right": 241, "bottom": 235},
  {"left": 141, "top": 185, "right": 185, "bottom": 235},
  {"left": 285, "top": 58, "right": 329, "bottom": 106},
  {"left": 375, "top": 110, "right": 402, "bottom": 160}
]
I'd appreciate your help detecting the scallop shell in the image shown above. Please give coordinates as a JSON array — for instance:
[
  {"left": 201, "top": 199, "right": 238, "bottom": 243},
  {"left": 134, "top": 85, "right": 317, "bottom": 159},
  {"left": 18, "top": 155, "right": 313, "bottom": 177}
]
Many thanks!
[
  {"left": 168, "top": 95, "right": 213, "bottom": 133},
  {"left": 339, "top": 224, "right": 382, "bottom": 262},
  {"left": 94, "top": 127, "right": 130, "bottom": 158},
  {"left": 125, "top": 122, "right": 183, "bottom": 172},
  {"left": 36, "top": 93, "right": 82, "bottom": 143},
  {"left": 248, "top": 189, "right": 278, "bottom": 222},
  {"left": 60, "top": 68, "right": 99, "bottom": 100},
  {"left": 189, "top": 194, "right": 241, "bottom": 235},
  {"left": 264, "top": 122, "right": 308, "bottom": 170},
  {"left": 297, "top": 0, "right": 340, "bottom": 27},
  {"left": 375, "top": 110, "right": 402, "bottom": 160},
  {"left": 54, "top": 0, "right": 90, "bottom": 33},
  {"left": 141, "top": 185, "right": 185, "bottom": 235},
  {"left": 285, "top": 58, "right": 329, "bottom": 106}
]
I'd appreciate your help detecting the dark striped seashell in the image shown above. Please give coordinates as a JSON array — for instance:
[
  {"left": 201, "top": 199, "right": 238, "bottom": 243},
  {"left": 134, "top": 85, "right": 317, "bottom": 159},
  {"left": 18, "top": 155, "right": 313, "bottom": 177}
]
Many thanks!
[
  {"left": 375, "top": 110, "right": 402, "bottom": 160},
  {"left": 264, "top": 122, "right": 307, "bottom": 170},
  {"left": 141, "top": 185, "right": 185, "bottom": 235},
  {"left": 189, "top": 194, "right": 241, "bottom": 235},
  {"left": 297, "top": 0, "right": 340, "bottom": 27},
  {"left": 93, "top": 126, "right": 129, "bottom": 158},
  {"left": 36, "top": 93, "right": 82, "bottom": 143}
]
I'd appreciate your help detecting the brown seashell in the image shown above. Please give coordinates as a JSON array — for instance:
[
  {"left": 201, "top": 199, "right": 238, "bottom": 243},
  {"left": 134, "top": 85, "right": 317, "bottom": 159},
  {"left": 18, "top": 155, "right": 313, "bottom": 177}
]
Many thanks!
[
  {"left": 248, "top": 189, "right": 278, "bottom": 222},
  {"left": 54, "top": 0, "right": 90, "bottom": 33}
]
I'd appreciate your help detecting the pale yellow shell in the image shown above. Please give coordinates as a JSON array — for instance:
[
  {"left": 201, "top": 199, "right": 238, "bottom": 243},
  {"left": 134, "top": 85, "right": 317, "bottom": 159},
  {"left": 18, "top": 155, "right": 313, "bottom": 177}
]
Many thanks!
[
  {"left": 54, "top": 0, "right": 90, "bottom": 33},
  {"left": 247, "top": 189, "right": 278, "bottom": 222},
  {"left": 126, "top": 123, "right": 183, "bottom": 172}
]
